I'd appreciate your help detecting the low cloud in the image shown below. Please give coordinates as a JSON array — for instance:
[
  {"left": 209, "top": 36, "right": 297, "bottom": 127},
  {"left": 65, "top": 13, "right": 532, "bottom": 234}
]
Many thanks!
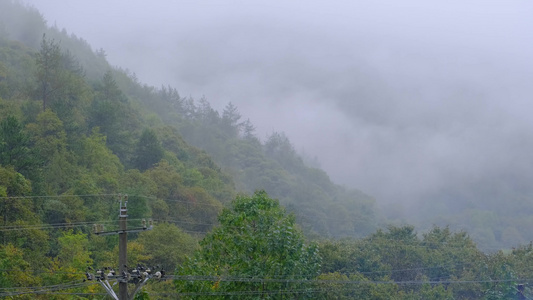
[{"left": 25, "top": 0, "right": 533, "bottom": 219}]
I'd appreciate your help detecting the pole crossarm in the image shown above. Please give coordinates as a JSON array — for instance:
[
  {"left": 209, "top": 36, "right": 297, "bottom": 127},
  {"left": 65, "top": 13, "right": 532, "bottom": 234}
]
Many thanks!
[
  {"left": 94, "top": 225, "right": 153, "bottom": 236},
  {"left": 85, "top": 266, "right": 166, "bottom": 300}
]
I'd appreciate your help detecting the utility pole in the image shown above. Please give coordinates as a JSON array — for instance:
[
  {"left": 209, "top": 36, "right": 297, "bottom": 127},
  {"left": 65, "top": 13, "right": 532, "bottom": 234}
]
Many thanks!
[
  {"left": 89, "top": 194, "right": 157, "bottom": 300},
  {"left": 119, "top": 195, "right": 128, "bottom": 300}
]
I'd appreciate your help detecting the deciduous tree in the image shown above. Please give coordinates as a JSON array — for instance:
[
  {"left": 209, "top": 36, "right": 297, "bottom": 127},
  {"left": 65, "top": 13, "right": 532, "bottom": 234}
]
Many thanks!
[{"left": 176, "top": 191, "right": 321, "bottom": 299}]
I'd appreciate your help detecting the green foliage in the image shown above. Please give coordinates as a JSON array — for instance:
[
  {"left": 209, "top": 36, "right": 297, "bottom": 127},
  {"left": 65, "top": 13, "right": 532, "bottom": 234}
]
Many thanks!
[
  {"left": 0, "top": 115, "right": 33, "bottom": 174},
  {"left": 316, "top": 225, "right": 503, "bottom": 299},
  {"left": 77, "top": 128, "right": 123, "bottom": 193},
  {"left": 317, "top": 272, "right": 400, "bottom": 300},
  {"left": 0, "top": 244, "right": 38, "bottom": 289},
  {"left": 0, "top": 166, "right": 49, "bottom": 269},
  {"left": 176, "top": 191, "right": 321, "bottom": 299},
  {"left": 137, "top": 223, "right": 197, "bottom": 270},
  {"left": 409, "top": 283, "right": 454, "bottom": 300},
  {"left": 133, "top": 289, "right": 151, "bottom": 300},
  {"left": 0, "top": 165, "right": 31, "bottom": 197},
  {"left": 56, "top": 231, "right": 92, "bottom": 273},
  {"left": 169, "top": 186, "right": 222, "bottom": 232},
  {"left": 89, "top": 70, "right": 139, "bottom": 161},
  {"left": 133, "top": 128, "right": 164, "bottom": 171},
  {"left": 34, "top": 34, "right": 90, "bottom": 135},
  {"left": 143, "top": 159, "right": 182, "bottom": 199},
  {"left": 480, "top": 252, "right": 520, "bottom": 300},
  {"left": 34, "top": 34, "right": 62, "bottom": 111},
  {"left": 26, "top": 109, "right": 67, "bottom": 162}
]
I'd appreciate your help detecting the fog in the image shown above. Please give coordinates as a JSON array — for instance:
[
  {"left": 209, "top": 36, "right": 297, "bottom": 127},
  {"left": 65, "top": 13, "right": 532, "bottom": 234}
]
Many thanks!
[{"left": 25, "top": 0, "right": 533, "bottom": 218}]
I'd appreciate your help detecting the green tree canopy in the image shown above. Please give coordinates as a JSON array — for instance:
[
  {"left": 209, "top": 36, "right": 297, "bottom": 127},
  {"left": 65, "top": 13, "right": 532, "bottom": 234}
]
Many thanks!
[
  {"left": 137, "top": 223, "right": 197, "bottom": 270},
  {"left": 176, "top": 190, "right": 321, "bottom": 299},
  {"left": 0, "top": 115, "right": 33, "bottom": 174},
  {"left": 132, "top": 128, "right": 164, "bottom": 171}
]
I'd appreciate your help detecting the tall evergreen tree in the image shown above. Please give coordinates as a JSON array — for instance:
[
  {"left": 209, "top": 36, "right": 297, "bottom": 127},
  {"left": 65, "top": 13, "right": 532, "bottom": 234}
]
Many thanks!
[
  {"left": 34, "top": 34, "right": 62, "bottom": 111},
  {"left": 132, "top": 128, "right": 164, "bottom": 171}
]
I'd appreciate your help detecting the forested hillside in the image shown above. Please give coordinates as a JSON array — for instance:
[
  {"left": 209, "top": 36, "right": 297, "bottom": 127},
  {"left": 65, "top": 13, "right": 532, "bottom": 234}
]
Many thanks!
[
  {"left": 1, "top": 1, "right": 533, "bottom": 299},
  {"left": 0, "top": 0, "right": 377, "bottom": 238}
]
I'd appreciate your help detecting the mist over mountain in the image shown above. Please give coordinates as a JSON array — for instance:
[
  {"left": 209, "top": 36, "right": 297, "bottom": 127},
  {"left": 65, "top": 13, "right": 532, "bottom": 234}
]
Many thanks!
[
  {"left": 24, "top": 0, "right": 533, "bottom": 246},
  {"left": 7, "top": 2, "right": 533, "bottom": 297}
]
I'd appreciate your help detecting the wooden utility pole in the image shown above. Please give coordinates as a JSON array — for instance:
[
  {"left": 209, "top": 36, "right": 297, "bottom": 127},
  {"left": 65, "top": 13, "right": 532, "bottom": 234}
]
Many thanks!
[
  {"left": 91, "top": 194, "right": 154, "bottom": 300},
  {"left": 118, "top": 195, "right": 128, "bottom": 300}
]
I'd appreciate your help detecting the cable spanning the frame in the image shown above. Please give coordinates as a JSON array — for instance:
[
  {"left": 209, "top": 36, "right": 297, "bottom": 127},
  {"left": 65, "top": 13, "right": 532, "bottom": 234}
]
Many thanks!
[
  {"left": 0, "top": 281, "right": 95, "bottom": 297},
  {"left": 0, "top": 193, "right": 120, "bottom": 200},
  {"left": 0, "top": 219, "right": 147, "bottom": 232},
  {"left": 169, "top": 275, "right": 533, "bottom": 285},
  {"left": 3, "top": 278, "right": 529, "bottom": 297}
]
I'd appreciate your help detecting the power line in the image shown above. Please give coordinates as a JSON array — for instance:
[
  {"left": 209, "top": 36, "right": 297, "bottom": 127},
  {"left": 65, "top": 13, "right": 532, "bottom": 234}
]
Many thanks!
[
  {"left": 169, "top": 275, "right": 533, "bottom": 285},
  {"left": 0, "top": 219, "right": 504, "bottom": 256},
  {"left": 0, "top": 193, "right": 120, "bottom": 200},
  {"left": 0, "top": 261, "right": 492, "bottom": 282},
  {"left": 0, "top": 281, "right": 95, "bottom": 297},
  {"left": 0, "top": 219, "right": 482, "bottom": 252},
  {"left": 0, "top": 269, "right": 87, "bottom": 278},
  {"left": 152, "top": 219, "right": 489, "bottom": 253},
  {"left": 136, "top": 194, "right": 225, "bottom": 208},
  {"left": 1, "top": 273, "right": 528, "bottom": 297},
  {"left": 0, "top": 219, "right": 147, "bottom": 232},
  {"left": 0, "top": 193, "right": 514, "bottom": 251}
]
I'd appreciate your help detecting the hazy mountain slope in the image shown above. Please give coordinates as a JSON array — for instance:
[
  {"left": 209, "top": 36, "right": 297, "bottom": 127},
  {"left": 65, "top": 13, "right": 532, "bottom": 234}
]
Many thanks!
[{"left": 0, "top": 0, "right": 379, "bottom": 239}]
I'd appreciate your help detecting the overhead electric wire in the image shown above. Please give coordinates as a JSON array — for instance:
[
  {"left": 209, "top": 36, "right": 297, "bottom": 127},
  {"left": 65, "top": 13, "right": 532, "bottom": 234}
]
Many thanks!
[
  {"left": 149, "top": 219, "right": 493, "bottom": 253},
  {"left": 5, "top": 276, "right": 527, "bottom": 296},
  {"left": 0, "top": 281, "right": 95, "bottom": 297},
  {"left": 136, "top": 194, "right": 226, "bottom": 207},
  {"left": 0, "top": 193, "right": 120, "bottom": 200},
  {"left": 0, "top": 218, "right": 147, "bottom": 232},
  {"left": 153, "top": 219, "right": 217, "bottom": 227},
  {"left": 0, "top": 261, "right": 493, "bottom": 283},
  {"left": 1, "top": 273, "right": 528, "bottom": 296},
  {"left": 171, "top": 288, "right": 323, "bottom": 297},
  {"left": 169, "top": 275, "right": 533, "bottom": 285},
  {"left": 167, "top": 283, "right": 533, "bottom": 298},
  {"left": 0, "top": 270, "right": 87, "bottom": 280},
  {"left": 0, "top": 218, "right": 148, "bottom": 228},
  {"left": 27, "top": 292, "right": 108, "bottom": 296},
  {"left": 0, "top": 193, "right": 512, "bottom": 251}
]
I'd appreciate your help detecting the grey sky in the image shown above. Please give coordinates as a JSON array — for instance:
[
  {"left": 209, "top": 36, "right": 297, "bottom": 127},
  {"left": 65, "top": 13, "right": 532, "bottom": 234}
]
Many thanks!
[{"left": 24, "top": 0, "right": 533, "bottom": 218}]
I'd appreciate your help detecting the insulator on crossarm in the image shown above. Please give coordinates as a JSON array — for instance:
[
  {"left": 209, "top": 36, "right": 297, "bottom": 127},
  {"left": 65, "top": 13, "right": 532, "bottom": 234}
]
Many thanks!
[{"left": 86, "top": 272, "right": 93, "bottom": 280}]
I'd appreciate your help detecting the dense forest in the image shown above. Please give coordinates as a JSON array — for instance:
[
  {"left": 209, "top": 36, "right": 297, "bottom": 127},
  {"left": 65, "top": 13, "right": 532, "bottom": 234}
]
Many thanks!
[{"left": 0, "top": 1, "right": 532, "bottom": 299}]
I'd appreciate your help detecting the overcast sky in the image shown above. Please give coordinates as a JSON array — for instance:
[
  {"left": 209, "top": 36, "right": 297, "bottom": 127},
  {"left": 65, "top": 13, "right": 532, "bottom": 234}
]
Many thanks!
[{"left": 24, "top": 0, "right": 533, "bottom": 216}]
